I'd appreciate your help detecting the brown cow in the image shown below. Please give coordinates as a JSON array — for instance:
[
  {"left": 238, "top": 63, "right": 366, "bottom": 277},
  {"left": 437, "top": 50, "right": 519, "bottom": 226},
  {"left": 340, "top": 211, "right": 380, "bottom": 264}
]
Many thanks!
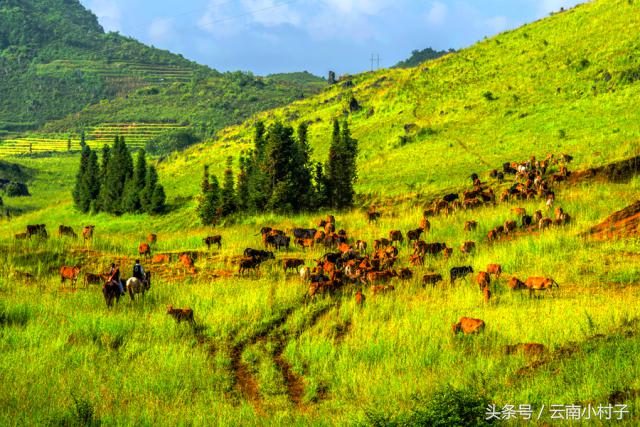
[
  {"left": 486, "top": 264, "right": 502, "bottom": 278},
  {"left": 476, "top": 271, "right": 491, "bottom": 290},
  {"left": 460, "top": 241, "right": 476, "bottom": 254},
  {"left": 326, "top": 215, "right": 336, "bottom": 224},
  {"left": 14, "top": 232, "right": 28, "bottom": 240},
  {"left": 58, "top": 225, "right": 77, "bottom": 239},
  {"left": 487, "top": 229, "right": 498, "bottom": 242},
  {"left": 82, "top": 225, "right": 95, "bottom": 241},
  {"left": 504, "top": 343, "right": 545, "bottom": 356},
  {"left": 60, "top": 266, "right": 81, "bottom": 287},
  {"left": 324, "top": 222, "right": 336, "bottom": 234},
  {"left": 419, "top": 217, "right": 431, "bottom": 232},
  {"left": 525, "top": 276, "right": 559, "bottom": 296},
  {"left": 365, "top": 270, "right": 397, "bottom": 284},
  {"left": 147, "top": 233, "right": 157, "bottom": 244},
  {"left": 398, "top": 268, "right": 413, "bottom": 280},
  {"left": 483, "top": 286, "right": 491, "bottom": 302},
  {"left": 151, "top": 254, "right": 170, "bottom": 263},
  {"left": 167, "top": 305, "right": 195, "bottom": 324},
  {"left": 406, "top": 228, "right": 424, "bottom": 243},
  {"left": 355, "top": 290, "right": 365, "bottom": 305},
  {"left": 84, "top": 272, "right": 108, "bottom": 286},
  {"left": 283, "top": 258, "right": 305, "bottom": 273},
  {"left": 204, "top": 235, "right": 222, "bottom": 250},
  {"left": 504, "top": 220, "right": 517, "bottom": 234},
  {"left": 295, "top": 238, "right": 315, "bottom": 249},
  {"left": 538, "top": 218, "right": 553, "bottom": 230},
  {"left": 452, "top": 317, "right": 485, "bottom": 335},
  {"left": 374, "top": 238, "right": 391, "bottom": 251},
  {"left": 370, "top": 284, "right": 395, "bottom": 295},
  {"left": 507, "top": 277, "right": 527, "bottom": 290},
  {"left": 409, "top": 253, "right": 424, "bottom": 267},
  {"left": 443, "top": 247, "right": 453, "bottom": 259},
  {"left": 179, "top": 253, "right": 196, "bottom": 273},
  {"left": 511, "top": 207, "right": 526, "bottom": 217},
  {"left": 367, "top": 211, "right": 382, "bottom": 223},
  {"left": 422, "top": 273, "right": 443, "bottom": 286},
  {"left": 463, "top": 221, "right": 478, "bottom": 232},
  {"left": 389, "top": 230, "right": 403, "bottom": 244},
  {"left": 533, "top": 210, "right": 543, "bottom": 224},
  {"left": 356, "top": 240, "right": 367, "bottom": 253},
  {"left": 138, "top": 243, "right": 151, "bottom": 257}
]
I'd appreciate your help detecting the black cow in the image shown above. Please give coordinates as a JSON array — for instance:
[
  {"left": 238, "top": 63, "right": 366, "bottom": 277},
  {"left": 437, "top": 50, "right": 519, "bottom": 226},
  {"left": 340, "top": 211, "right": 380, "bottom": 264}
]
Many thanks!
[
  {"left": 450, "top": 266, "right": 474, "bottom": 284},
  {"left": 266, "top": 234, "right": 290, "bottom": 251},
  {"left": 243, "top": 248, "right": 275, "bottom": 261},
  {"left": 292, "top": 228, "right": 316, "bottom": 239},
  {"left": 521, "top": 215, "right": 533, "bottom": 228},
  {"left": 443, "top": 193, "right": 459, "bottom": 203}
]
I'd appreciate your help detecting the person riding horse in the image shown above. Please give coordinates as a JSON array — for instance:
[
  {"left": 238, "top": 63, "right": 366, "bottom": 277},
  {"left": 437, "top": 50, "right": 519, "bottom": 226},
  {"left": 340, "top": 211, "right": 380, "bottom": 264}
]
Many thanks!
[
  {"left": 108, "top": 263, "right": 124, "bottom": 296},
  {"left": 132, "top": 260, "right": 148, "bottom": 287}
]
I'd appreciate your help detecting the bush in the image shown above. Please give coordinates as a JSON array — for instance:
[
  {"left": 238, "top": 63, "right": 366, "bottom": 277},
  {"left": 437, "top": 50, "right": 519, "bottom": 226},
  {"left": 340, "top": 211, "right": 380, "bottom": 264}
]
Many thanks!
[
  {"left": 2, "top": 181, "right": 30, "bottom": 197},
  {"left": 145, "top": 129, "right": 200, "bottom": 155}
]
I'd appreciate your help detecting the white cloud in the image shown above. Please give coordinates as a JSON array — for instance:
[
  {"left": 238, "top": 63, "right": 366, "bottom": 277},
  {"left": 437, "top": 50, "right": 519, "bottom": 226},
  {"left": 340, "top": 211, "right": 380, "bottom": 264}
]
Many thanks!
[
  {"left": 240, "top": 0, "right": 301, "bottom": 27},
  {"left": 148, "top": 18, "right": 175, "bottom": 43},
  {"left": 426, "top": 2, "right": 447, "bottom": 25},
  {"left": 89, "top": 0, "right": 122, "bottom": 32},
  {"left": 197, "top": 0, "right": 239, "bottom": 36}
]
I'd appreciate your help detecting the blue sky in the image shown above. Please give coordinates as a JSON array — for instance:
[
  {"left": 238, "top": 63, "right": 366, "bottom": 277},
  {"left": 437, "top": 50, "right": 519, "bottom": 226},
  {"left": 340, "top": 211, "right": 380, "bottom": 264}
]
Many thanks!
[{"left": 80, "top": 0, "right": 583, "bottom": 76}]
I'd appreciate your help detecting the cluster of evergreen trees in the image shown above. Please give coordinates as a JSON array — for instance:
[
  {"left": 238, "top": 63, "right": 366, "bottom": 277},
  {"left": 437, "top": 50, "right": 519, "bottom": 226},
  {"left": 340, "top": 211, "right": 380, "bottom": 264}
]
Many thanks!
[
  {"left": 197, "top": 119, "right": 357, "bottom": 225},
  {"left": 73, "top": 136, "right": 166, "bottom": 215}
]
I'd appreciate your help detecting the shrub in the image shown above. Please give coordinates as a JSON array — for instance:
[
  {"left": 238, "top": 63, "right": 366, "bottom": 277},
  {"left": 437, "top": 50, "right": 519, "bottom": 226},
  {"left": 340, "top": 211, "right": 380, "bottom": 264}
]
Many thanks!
[
  {"left": 145, "top": 129, "right": 200, "bottom": 155},
  {"left": 482, "top": 91, "right": 498, "bottom": 101}
]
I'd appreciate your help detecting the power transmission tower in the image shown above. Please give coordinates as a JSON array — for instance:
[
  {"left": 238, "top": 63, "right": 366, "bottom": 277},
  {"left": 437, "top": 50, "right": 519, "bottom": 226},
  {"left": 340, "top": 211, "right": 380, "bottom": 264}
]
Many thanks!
[{"left": 370, "top": 53, "right": 380, "bottom": 71}]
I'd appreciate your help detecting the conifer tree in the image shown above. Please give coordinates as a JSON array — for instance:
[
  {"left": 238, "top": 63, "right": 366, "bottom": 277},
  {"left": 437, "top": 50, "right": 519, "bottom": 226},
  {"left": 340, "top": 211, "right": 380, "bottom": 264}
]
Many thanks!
[
  {"left": 73, "top": 145, "right": 90, "bottom": 209},
  {"left": 220, "top": 156, "right": 237, "bottom": 216},
  {"left": 248, "top": 121, "right": 270, "bottom": 210},
  {"left": 149, "top": 184, "right": 166, "bottom": 215},
  {"left": 80, "top": 150, "right": 100, "bottom": 213},
  {"left": 196, "top": 165, "right": 220, "bottom": 225},
  {"left": 236, "top": 156, "right": 250, "bottom": 212}
]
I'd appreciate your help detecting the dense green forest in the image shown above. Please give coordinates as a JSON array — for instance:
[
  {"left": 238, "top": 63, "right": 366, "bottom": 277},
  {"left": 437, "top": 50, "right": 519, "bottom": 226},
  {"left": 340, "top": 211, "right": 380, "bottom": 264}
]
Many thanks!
[
  {"left": 393, "top": 47, "right": 454, "bottom": 68},
  {"left": 0, "top": 0, "right": 325, "bottom": 136}
]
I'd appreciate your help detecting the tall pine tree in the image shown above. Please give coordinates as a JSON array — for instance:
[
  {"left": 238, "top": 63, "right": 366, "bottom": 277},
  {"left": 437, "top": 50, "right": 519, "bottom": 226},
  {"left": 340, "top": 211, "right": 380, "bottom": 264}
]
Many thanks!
[
  {"left": 220, "top": 156, "right": 237, "bottom": 216},
  {"left": 73, "top": 145, "right": 90, "bottom": 209},
  {"left": 196, "top": 165, "right": 220, "bottom": 225}
]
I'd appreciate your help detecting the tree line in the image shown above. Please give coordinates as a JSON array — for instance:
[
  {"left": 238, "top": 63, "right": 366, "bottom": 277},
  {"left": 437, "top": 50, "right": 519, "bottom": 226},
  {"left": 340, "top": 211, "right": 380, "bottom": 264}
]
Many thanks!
[
  {"left": 73, "top": 136, "right": 166, "bottom": 215},
  {"left": 197, "top": 119, "right": 358, "bottom": 225}
]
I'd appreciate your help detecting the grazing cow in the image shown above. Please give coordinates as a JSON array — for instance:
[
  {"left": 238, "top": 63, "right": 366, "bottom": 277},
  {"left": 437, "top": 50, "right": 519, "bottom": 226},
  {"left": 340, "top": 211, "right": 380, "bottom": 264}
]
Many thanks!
[
  {"left": 417, "top": 242, "right": 447, "bottom": 256},
  {"left": 299, "top": 266, "right": 311, "bottom": 281},
  {"left": 525, "top": 276, "right": 559, "bottom": 296},
  {"left": 151, "top": 254, "right": 170, "bottom": 263},
  {"left": 84, "top": 272, "right": 108, "bottom": 286},
  {"left": 337, "top": 242, "right": 352, "bottom": 254},
  {"left": 326, "top": 214, "right": 336, "bottom": 224},
  {"left": 14, "top": 232, "right": 28, "bottom": 240},
  {"left": 266, "top": 234, "right": 290, "bottom": 251},
  {"left": 443, "top": 193, "right": 459, "bottom": 203},
  {"left": 450, "top": 266, "right": 474, "bottom": 284},
  {"left": 422, "top": 273, "right": 443, "bottom": 286},
  {"left": 27, "top": 224, "right": 48, "bottom": 239},
  {"left": 355, "top": 240, "right": 367, "bottom": 253},
  {"left": 243, "top": 249, "right": 275, "bottom": 261},
  {"left": 314, "top": 230, "right": 326, "bottom": 242},
  {"left": 504, "top": 220, "right": 517, "bottom": 234},
  {"left": 409, "top": 253, "right": 424, "bottom": 267},
  {"left": 138, "top": 243, "right": 151, "bottom": 257},
  {"left": 476, "top": 271, "right": 491, "bottom": 290},
  {"left": 82, "top": 225, "right": 95, "bottom": 241},
  {"left": 406, "top": 228, "right": 424, "bottom": 243},
  {"left": 511, "top": 207, "right": 526, "bottom": 217},
  {"left": 324, "top": 222, "right": 336, "bottom": 234},
  {"left": 507, "top": 277, "right": 527, "bottom": 290},
  {"left": 521, "top": 215, "right": 533, "bottom": 228},
  {"left": 317, "top": 219, "right": 327, "bottom": 228},
  {"left": 483, "top": 286, "right": 491, "bottom": 302},
  {"left": 291, "top": 228, "right": 316, "bottom": 240},
  {"left": 533, "top": 210, "right": 543, "bottom": 224},
  {"left": 355, "top": 290, "right": 365, "bottom": 305},
  {"left": 389, "top": 230, "right": 403, "bottom": 244},
  {"left": 419, "top": 217, "right": 431, "bottom": 232},
  {"left": 370, "top": 284, "right": 395, "bottom": 295},
  {"left": 283, "top": 258, "right": 305, "bottom": 273},
  {"left": 367, "top": 211, "right": 381, "bottom": 223},
  {"left": 147, "top": 233, "right": 157, "bottom": 244},
  {"left": 179, "top": 253, "right": 196, "bottom": 273},
  {"left": 538, "top": 218, "right": 553, "bottom": 230},
  {"left": 486, "top": 264, "right": 502, "bottom": 278},
  {"left": 487, "top": 230, "right": 498, "bottom": 242},
  {"left": 365, "top": 270, "right": 397, "bottom": 284},
  {"left": 167, "top": 305, "right": 195, "bottom": 324},
  {"left": 295, "top": 238, "right": 315, "bottom": 249},
  {"left": 398, "top": 268, "right": 413, "bottom": 280},
  {"left": 204, "top": 235, "right": 222, "bottom": 250},
  {"left": 57, "top": 225, "right": 77, "bottom": 239},
  {"left": 443, "top": 247, "right": 453, "bottom": 259},
  {"left": 452, "top": 317, "right": 485, "bottom": 335},
  {"left": 238, "top": 257, "right": 262, "bottom": 275},
  {"left": 60, "top": 266, "right": 81, "bottom": 287},
  {"left": 374, "top": 238, "right": 391, "bottom": 251},
  {"left": 463, "top": 221, "right": 478, "bottom": 232},
  {"left": 460, "top": 241, "right": 476, "bottom": 254},
  {"left": 504, "top": 343, "right": 545, "bottom": 356}
]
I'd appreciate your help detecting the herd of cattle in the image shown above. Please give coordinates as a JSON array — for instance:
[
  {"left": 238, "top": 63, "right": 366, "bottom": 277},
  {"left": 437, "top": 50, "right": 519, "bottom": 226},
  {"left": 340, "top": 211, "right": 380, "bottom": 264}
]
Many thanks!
[{"left": 10, "top": 154, "right": 572, "bottom": 346}]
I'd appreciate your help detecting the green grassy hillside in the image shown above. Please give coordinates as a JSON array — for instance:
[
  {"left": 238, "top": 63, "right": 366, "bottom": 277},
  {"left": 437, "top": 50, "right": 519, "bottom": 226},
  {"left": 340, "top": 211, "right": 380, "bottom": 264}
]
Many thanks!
[
  {"left": 0, "top": 0, "right": 325, "bottom": 139},
  {"left": 1, "top": 0, "right": 640, "bottom": 425}
]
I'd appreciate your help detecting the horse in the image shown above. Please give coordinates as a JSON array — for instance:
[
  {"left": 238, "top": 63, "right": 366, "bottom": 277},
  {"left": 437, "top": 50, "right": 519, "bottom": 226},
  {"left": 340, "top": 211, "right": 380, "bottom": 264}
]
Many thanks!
[
  {"left": 126, "top": 272, "right": 152, "bottom": 301},
  {"left": 102, "top": 280, "right": 124, "bottom": 307}
]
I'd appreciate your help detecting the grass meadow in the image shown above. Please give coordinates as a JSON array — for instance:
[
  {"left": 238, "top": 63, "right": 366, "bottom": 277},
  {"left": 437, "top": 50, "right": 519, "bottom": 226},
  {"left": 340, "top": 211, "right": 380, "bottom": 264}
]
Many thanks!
[{"left": 1, "top": 150, "right": 639, "bottom": 425}]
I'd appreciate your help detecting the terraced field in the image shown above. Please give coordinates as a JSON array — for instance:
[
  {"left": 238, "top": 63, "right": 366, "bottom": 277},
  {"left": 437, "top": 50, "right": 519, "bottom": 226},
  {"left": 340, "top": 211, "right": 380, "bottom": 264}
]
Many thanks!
[{"left": 0, "top": 123, "right": 186, "bottom": 156}]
